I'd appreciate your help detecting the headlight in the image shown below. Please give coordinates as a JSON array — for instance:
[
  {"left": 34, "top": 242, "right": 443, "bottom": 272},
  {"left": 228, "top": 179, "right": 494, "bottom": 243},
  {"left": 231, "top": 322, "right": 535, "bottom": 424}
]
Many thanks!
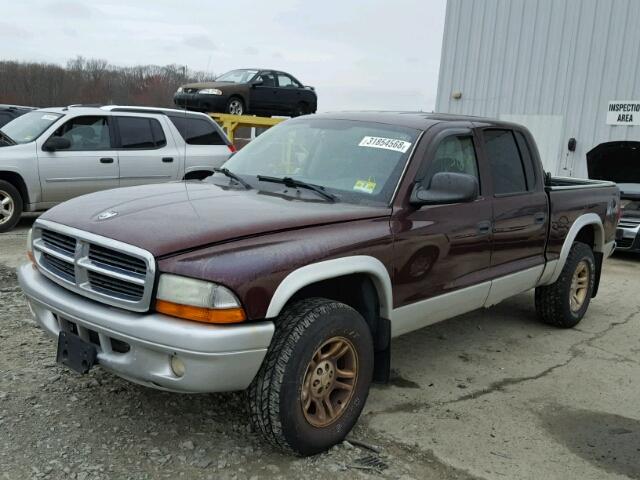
[
  {"left": 26, "top": 228, "right": 34, "bottom": 264},
  {"left": 155, "top": 274, "right": 246, "bottom": 324},
  {"left": 198, "top": 88, "right": 223, "bottom": 95},
  {"left": 176, "top": 87, "right": 183, "bottom": 93}
]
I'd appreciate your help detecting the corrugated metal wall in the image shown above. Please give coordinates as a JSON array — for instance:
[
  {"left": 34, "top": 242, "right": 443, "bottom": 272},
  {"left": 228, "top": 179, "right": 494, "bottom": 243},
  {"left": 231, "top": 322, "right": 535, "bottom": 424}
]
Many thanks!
[{"left": 436, "top": 0, "right": 640, "bottom": 177}]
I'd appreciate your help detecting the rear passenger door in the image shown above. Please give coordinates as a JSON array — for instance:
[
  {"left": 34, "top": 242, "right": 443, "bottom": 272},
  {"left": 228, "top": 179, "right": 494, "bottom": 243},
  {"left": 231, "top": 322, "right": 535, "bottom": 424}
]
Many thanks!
[
  {"left": 480, "top": 128, "right": 548, "bottom": 284},
  {"left": 115, "top": 115, "right": 181, "bottom": 187},
  {"left": 168, "top": 115, "right": 231, "bottom": 170},
  {"left": 275, "top": 73, "right": 304, "bottom": 115}
]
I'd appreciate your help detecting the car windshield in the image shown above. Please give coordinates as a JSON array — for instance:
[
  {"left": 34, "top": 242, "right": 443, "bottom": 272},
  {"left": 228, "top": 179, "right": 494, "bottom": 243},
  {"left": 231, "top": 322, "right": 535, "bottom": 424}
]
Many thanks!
[
  {"left": 223, "top": 118, "right": 420, "bottom": 205},
  {"left": 216, "top": 69, "right": 259, "bottom": 83},
  {"left": 0, "top": 111, "right": 63, "bottom": 144}
]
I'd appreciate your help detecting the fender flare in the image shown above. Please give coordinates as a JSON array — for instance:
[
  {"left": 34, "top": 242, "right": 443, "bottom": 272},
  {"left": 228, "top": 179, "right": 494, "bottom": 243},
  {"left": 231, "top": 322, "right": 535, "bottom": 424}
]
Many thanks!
[
  {"left": 539, "top": 213, "right": 605, "bottom": 286},
  {"left": 265, "top": 255, "right": 393, "bottom": 319}
]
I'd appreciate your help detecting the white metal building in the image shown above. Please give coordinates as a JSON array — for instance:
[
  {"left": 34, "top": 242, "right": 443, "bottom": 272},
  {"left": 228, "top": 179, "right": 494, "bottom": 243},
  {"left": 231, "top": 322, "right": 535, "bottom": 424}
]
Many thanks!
[{"left": 435, "top": 0, "right": 640, "bottom": 179}]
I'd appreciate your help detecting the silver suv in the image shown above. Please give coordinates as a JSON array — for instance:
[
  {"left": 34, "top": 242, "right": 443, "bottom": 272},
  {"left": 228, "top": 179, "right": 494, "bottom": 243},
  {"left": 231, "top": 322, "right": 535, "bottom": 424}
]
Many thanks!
[{"left": 0, "top": 105, "right": 234, "bottom": 232}]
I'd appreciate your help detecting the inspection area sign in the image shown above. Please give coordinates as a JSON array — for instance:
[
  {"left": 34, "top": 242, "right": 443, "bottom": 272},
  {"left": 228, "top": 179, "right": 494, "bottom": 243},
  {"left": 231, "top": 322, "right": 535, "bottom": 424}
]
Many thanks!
[{"left": 607, "top": 101, "right": 640, "bottom": 125}]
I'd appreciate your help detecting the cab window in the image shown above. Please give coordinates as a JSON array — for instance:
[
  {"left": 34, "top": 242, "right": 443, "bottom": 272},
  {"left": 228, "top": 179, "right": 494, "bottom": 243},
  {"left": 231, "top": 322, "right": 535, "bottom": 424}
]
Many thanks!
[
  {"left": 50, "top": 116, "right": 112, "bottom": 151},
  {"left": 419, "top": 135, "right": 480, "bottom": 191}
]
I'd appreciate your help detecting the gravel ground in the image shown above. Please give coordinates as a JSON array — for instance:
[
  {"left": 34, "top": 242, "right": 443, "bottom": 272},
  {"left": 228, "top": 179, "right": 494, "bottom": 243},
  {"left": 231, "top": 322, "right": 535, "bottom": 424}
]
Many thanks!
[{"left": 1, "top": 215, "right": 639, "bottom": 480}]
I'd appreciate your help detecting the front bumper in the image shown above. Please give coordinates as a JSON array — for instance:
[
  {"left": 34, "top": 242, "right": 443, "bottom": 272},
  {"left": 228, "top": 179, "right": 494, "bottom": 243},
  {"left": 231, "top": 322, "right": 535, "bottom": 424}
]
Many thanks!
[
  {"left": 173, "top": 93, "right": 227, "bottom": 112},
  {"left": 616, "top": 219, "right": 640, "bottom": 252},
  {"left": 17, "top": 263, "right": 274, "bottom": 393}
]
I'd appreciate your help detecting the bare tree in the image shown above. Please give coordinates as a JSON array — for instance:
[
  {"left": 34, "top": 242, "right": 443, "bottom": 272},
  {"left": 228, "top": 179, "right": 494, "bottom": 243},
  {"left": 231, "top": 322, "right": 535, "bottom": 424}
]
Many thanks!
[{"left": 0, "top": 56, "right": 215, "bottom": 107}]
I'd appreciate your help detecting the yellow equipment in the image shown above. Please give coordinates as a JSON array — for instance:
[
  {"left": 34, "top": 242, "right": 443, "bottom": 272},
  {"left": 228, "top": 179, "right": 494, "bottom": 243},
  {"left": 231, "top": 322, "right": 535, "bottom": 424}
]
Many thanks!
[{"left": 209, "top": 113, "right": 284, "bottom": 144}]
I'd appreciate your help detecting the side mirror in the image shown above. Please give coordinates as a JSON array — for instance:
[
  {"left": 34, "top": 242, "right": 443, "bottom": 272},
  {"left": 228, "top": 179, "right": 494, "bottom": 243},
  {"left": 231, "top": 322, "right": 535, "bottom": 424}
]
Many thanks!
[
  {"left": 251, "top": 80, "right": 263, "bottom": 88},
  {"left": 43, "top": 136, "right": 71, "bottom": 152},
  {"left": 410, "top": 172, "right": 478, "bottom": 206}
]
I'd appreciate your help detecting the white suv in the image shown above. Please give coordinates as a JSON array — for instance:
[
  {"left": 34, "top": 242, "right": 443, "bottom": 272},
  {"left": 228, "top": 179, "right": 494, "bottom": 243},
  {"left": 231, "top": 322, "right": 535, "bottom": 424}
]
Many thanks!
[{"left": 0, "top": 105, "right": 234, "bottom": 232}]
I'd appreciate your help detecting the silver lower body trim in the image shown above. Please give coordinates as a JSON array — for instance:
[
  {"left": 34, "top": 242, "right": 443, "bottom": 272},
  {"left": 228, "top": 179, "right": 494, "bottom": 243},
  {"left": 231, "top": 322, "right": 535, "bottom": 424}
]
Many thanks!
[{"left": 18, "top": 264, "right": 274, "bottom": 393}]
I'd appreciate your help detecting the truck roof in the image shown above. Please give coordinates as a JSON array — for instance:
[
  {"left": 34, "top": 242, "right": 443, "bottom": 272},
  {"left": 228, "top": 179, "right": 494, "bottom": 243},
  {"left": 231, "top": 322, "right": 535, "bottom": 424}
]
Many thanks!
[{"left": 312, "top": 111, "right": 513, "bottom": 130}]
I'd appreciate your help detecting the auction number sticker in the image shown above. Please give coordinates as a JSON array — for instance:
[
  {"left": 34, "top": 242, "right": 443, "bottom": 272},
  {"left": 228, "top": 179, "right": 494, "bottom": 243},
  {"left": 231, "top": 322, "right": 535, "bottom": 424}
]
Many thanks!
[
  {"left": 359, "top": 136, "right": 412, "bottom": 153},
  {"left": 353, "top": 179, "right": 377, "bottom": 194}
]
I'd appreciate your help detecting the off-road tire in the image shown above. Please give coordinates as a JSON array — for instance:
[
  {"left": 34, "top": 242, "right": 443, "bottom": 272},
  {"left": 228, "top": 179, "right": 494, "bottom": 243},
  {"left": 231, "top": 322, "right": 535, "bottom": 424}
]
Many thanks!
[
  {"left": 535, "top": 241, "right": 595, "bottom": 328},
  {"left": 248, "top": 298, "right": 374, "bottom": 456},
  {"left": 0, "top": 180, "right": 22, "bottom": 233}
]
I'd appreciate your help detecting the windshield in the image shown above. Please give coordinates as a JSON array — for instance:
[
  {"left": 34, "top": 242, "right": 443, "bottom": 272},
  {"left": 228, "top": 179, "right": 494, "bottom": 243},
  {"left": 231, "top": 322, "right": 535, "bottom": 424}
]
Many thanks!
[
  {"left": 216, "top": 69, "right": 259, "bottom": 83},
  {"left": 223, "top": 118, "right": 420, "bottom": 205},
  {"left": 0, "top": 111, "right": 63, "bottom": 144}
]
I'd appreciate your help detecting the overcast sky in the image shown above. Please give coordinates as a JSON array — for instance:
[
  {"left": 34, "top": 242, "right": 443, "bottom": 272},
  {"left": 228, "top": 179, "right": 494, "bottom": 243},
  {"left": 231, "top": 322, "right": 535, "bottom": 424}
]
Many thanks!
[{"left": 2, "top": 0, "right": 447, "bottom": 112}]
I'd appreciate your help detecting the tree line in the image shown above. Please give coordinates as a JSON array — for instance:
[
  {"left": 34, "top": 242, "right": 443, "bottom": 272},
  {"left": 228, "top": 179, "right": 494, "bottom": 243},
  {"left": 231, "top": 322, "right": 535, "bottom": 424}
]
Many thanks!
[{"left": 0, "top": 57, "right": 215, "bottom": 108}]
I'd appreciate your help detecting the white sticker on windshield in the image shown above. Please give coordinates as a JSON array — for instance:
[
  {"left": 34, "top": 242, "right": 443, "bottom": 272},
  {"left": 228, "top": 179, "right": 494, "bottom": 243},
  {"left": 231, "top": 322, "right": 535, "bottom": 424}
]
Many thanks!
[
  {"left": 359, "top": 136, "right": 412, "bottom": 153},
  {"left": 41, "top": 114, "right": 58, "bottom": 121}
]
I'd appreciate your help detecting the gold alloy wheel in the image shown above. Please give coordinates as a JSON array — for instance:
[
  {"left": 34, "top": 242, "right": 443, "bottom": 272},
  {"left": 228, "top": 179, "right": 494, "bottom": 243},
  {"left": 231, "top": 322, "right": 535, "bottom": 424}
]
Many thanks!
[
  {"left": 570, "top": 260, "right": 590, "bottom": 312},
  {"left": 300, "top": 336, "right": 358, "bottom": 428}
]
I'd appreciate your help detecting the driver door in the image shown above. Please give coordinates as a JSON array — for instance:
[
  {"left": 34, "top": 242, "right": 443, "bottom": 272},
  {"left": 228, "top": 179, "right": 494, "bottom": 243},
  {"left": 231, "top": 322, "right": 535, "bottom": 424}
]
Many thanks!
[
  {"left": 249, "top": 71, "right": 278, "bottom": 114},
  {"left": 392, "top": 128, "right": 493, "bottom": 330},
  {"left": 38, "top": 115, "right": 119, "bottom": 203}
]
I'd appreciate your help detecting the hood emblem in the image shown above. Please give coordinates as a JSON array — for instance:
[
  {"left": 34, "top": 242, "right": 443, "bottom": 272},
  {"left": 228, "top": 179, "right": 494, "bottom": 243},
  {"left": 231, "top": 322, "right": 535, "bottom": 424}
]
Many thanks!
[{"left": 97, "top": 210, "right": 118, "bottom": 220}]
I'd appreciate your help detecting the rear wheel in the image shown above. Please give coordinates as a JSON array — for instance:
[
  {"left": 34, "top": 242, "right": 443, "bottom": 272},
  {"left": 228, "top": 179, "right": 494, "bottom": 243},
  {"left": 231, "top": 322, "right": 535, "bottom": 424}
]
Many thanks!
[
  {"left": 248, "top": 298, "right": 373, "bottom": 456},
  {"left": 0, "top": 180, "right": 22, "bottom": 233},
  {"left": 292, "top": 102, "right": 309, "bottom": 117},
  {"left": 535, "top": 242, "right": 595, "bottom": 328},
  {"left": 226, "top": 97, "right": 245, "bottom": 115}
]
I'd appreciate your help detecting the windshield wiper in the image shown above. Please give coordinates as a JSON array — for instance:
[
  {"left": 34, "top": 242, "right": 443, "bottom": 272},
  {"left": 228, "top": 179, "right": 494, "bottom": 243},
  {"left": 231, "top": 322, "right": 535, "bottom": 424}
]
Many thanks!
[
  {"left": 213, "top": 168, "right": 252, "bottom": 190},
  {"left": 0, "top": 130, "right": 16, "bottom": 146},
  {"left": 257, "top": 175, "right": 337, "bottom": 202}
]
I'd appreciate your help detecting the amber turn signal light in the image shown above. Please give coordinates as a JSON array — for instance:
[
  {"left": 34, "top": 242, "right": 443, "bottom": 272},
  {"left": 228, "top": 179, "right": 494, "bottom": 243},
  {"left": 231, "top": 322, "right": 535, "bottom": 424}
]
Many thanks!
[{"left": 155, "top": 299, "right": 246, "bottom": 324}]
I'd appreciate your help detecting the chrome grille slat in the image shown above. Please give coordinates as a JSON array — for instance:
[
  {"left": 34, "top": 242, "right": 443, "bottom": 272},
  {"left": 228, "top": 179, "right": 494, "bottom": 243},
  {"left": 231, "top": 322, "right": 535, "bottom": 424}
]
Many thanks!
[
  {"left": 32, "top": 220, "right": 156, "bottom": 312},
  {"left": 88, "top": 244, "right": 147, "bottom": 275},
  {"left": 41, "top": 230, "right": 76, "bottom": 255},
  {"left": 88, "top": 271, "right": 145, "bottom": 299},
  {"left": 42, "top": 252, "right": 75, "bottom": 281}
]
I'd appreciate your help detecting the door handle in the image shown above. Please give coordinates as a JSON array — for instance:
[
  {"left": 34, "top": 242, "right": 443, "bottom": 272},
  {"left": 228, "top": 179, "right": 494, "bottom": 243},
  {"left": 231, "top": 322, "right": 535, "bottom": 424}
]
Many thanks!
[
  {"left": 100, "top": 157, "right": 114, "bottom": 164},
  {"left": 477, "top": 220, "right": 491, "bottom": 234},
  {"left": 162, "top": 157, "right": 174, "bottom": 163},
  {"left": 534, "top": 212, "right": 546, "bottom": 224}
]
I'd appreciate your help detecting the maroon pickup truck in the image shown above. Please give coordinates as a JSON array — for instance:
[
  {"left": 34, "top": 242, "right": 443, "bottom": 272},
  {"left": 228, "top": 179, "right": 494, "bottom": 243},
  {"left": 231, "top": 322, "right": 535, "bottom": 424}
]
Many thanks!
[{"left": 18, "top": 112, "right": 619, "bottom": 455}]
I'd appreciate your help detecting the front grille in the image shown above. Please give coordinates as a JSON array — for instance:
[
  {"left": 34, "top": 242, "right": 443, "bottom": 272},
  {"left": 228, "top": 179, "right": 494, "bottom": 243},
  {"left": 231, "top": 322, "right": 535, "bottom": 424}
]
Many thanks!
[
  {"left": 32, "top": 221, "right": 155, "bottom": 312},
  {"left": 88, "top": 271, "right": 145, "bottom": 300},
  {"left": 89, "top": 244, "right": 147, "bottom": 276},
  {"left": 42, "top": 252, "right": 75, "bottom": 281},
  {"left": 617, "top": 237, "right": 635, "bottom": 249},
  {"left": 619, "top": 218, "right": 640, "bottom": 228},
  {"left": 41, "top": 229, "right": 76, "bottom": 255}
]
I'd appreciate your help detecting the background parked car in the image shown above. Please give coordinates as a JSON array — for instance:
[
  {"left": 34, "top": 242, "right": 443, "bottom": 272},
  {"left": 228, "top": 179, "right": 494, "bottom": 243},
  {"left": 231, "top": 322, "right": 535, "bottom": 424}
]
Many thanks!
[
  {"left": 0, "top": 105, "right": 234, "bottom": 232},
  {"left": 0, "top": 105, "right": 35, "bottom": 128},
  {"left": 174, "top": 68, "right": 317, "bottom": 117}
]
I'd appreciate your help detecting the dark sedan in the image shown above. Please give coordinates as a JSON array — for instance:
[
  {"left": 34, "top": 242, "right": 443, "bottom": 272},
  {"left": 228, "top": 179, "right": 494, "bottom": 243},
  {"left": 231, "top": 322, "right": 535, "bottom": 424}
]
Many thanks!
[{"left": 174, "top": 69, "right": 317, "bottom": 117}]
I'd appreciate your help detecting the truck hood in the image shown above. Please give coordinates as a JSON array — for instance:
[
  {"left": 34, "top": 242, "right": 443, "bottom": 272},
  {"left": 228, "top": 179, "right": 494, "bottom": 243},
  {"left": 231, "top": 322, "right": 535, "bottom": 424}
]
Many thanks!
[{"left": 39, "top": 182, "right": 389, "bottom": 257}]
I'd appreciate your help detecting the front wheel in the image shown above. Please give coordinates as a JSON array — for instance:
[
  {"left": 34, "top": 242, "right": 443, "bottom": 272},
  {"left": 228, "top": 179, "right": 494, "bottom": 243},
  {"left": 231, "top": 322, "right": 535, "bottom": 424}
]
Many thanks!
[
  {"left": 0, "top": 180, "right": 23, "bottom": 233},
  {"left": 248, "top": 298, "right": 373, "bottom": 456},
  {"left": 226, "top": 97, "right": 244, "bottom": 115},
  {"left": 535, "top": 241, "right": 595, "bottom": 328}
]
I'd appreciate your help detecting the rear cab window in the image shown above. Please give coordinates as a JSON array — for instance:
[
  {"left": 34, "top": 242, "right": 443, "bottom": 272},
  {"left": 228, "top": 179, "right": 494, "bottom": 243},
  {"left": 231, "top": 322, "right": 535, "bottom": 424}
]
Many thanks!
[
  {"left": 482, "top": 129, "right": 530, "bottom": 195},
  {"left": 168, "top": 115, "right": 225, "bottom": 145},
  {"left": 116, "top": 116, "right": 166, "bottom": 149}
]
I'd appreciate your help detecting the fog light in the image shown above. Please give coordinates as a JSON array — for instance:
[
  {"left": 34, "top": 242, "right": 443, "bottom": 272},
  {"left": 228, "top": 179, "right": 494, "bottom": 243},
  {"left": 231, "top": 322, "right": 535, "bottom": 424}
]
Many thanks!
[{"left": 170, "top": 355, "right": 185, "bottom": 377}]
